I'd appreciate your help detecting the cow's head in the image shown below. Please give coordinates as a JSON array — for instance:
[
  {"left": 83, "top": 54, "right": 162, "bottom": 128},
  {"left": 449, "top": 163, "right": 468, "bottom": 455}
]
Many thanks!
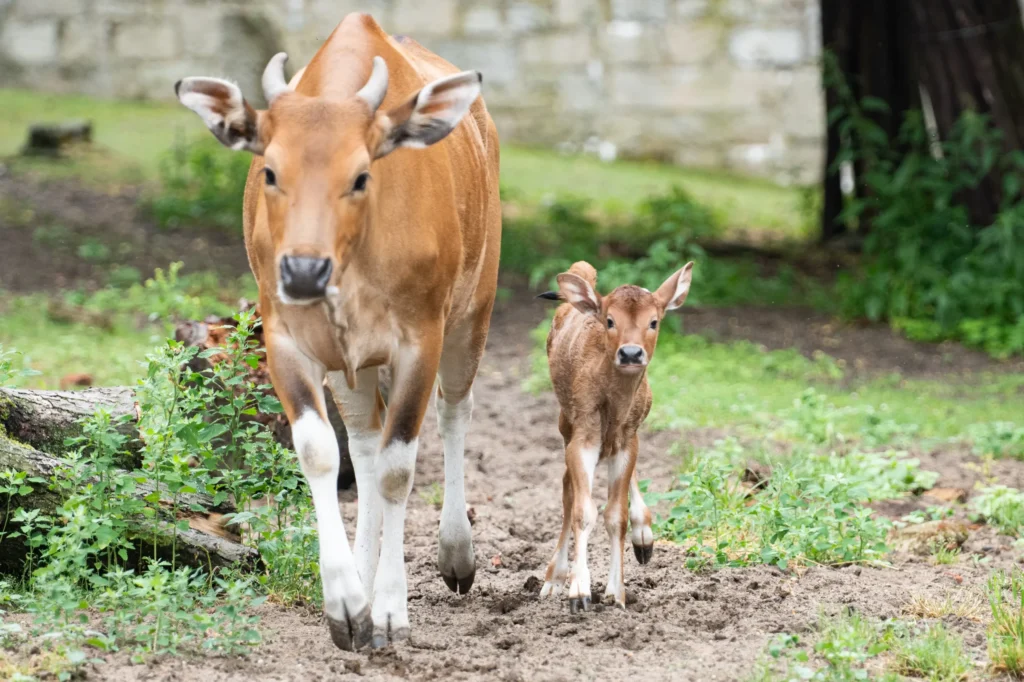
[
  {"left": 175, "top": 53, "right": 481, "bottom": 303},
  {"left": 557, "top": 263, "right": 694, "bottom": 374}
]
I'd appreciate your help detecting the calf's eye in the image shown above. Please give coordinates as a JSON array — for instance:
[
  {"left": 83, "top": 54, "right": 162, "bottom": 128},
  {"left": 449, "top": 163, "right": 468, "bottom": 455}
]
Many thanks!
[
  {"left": 650, "top": 319, "right": 658, "bottom": 330},
  {"left": 606, "top": 317, "right": 615, "bottom": 329},
  {"left": 352, "top": 172, "right": 370, "bottom": 193},
  {"left": 264, "top": 168, "right": 277, "bottom": 187}
]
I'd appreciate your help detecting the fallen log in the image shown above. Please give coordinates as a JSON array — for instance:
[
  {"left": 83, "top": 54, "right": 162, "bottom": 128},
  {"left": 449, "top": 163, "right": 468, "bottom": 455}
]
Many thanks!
[
  {"left": 0, "top": 386, "right": 140, "bottom": 461},
  {"left": 22, "top": 120, "right": 92, "bottom": 156},
  {"left": 0, "top": 436, "right": 256, "bottom": 573}
]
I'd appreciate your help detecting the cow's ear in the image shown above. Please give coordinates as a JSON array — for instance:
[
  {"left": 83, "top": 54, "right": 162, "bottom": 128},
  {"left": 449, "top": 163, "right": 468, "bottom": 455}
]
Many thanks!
[
  {"left": 174, "top": 77, "right": 265, "bottom": 154},
  {"left": 371, "top": 70, "right": 482, "bottom": 159}
]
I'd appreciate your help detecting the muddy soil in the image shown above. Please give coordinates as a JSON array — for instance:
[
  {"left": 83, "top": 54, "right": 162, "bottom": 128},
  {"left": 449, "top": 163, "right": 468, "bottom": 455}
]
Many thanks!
[
  {"left": 77, "top": 296, "right": 1023, "bottom": 682},
  {"left": 0, "top": 174, "right": 250, "bottom": 294}
]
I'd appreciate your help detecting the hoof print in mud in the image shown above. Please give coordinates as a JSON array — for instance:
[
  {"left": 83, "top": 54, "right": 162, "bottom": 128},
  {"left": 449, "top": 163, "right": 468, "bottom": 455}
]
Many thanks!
[
  {"left": 568, "top": 596, "right": 591, "bottom": 614},
  {"left": 327, "top": 610, "right": 373, "bottom": 651},
  {"left": 633, "top": 543, "right": 654, "bottom": 565},
  {"left": 442, "top": 569, "right": 476, "bottom": 594}
]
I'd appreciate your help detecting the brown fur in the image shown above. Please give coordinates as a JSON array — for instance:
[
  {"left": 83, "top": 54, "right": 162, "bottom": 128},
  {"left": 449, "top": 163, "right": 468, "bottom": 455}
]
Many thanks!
[
  {"left": 178, "top": 12, "right": 500, "bottom": 649},
  {"left": 542, "top": 260, "right": 692, "bottom": 608}
]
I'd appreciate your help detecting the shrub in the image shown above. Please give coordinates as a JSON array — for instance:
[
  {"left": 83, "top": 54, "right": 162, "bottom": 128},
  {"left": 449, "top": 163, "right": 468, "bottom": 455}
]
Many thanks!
[
  {"left": 148, "top": 138, "right": 250, "bottom": 232},
  {"left": 829, "top": 59, "right": 1024, "bottom": 358}
]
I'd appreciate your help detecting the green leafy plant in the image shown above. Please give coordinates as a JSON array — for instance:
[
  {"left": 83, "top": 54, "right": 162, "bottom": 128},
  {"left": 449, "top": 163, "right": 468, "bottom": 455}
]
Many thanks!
[
  {"left": 971, "top": 485, "right": 1024, "bottom": 536},
  {"left": 0, "top": 313, "right": 321, "bottom": 663},
  {"left": 967, "top": 421, "right": 1024, "bottom": 460},
  {"left": 827, "top": 53, "right": 1024, "bottom": 358},
  {"left": 148, "top": 138, "right": 251, "bottom": 232}
]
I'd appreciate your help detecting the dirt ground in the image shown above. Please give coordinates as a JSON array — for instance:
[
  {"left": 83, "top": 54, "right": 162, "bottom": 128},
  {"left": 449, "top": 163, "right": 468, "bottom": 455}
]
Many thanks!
[{"left": 73, "top": 296, "right": 1023, "bottom": 682}]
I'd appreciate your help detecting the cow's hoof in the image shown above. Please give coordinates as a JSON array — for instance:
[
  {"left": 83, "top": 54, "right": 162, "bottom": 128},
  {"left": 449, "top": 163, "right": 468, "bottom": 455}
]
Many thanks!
[
  {"left": 633, "top": 543, "right": 654, "bottom": 565},
  {"left": 327, "top": 607, "right": 372, "bottom": 651},
  {"left": 441, "top": 568, "right": 475, "bottom": 594}
]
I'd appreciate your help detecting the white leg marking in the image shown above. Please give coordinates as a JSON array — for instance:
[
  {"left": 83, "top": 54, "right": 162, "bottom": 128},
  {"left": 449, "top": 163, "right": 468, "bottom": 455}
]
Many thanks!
[
  {"left": 568, "top": 445, "right": 600, "bottom": 602},
  {"left": 349, "top": 430, "right": 382, "bottom": 598},
  {"left": 541, "top": 527, "right": 570, "bottom": 597},
  {"left": 436, "top": 391, "right": 475, "bottom": 591},
  {"left": 630, "top": 474, "right": 653, "bottom": 550},
  {"left": 292, "top": 411, "right": 368, "bottom": 623},
  {"left": 605, "top": 450, "right": 629, "bottom": 606},
  {"left": 371, "top": 437, "right": 418, "bottom": 642}
]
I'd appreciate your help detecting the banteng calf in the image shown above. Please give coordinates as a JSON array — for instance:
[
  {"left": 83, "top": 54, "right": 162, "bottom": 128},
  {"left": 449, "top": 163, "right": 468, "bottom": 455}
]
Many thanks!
[{"left": 539, "top": 261, "right": 693, "bottom": 611}]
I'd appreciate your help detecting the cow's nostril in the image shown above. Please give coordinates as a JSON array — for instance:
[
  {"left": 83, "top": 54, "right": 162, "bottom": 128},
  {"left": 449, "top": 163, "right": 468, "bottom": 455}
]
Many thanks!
[
  {"left": 279, "top": 256, "right": 333, "bottom": 300},
  {"left": 617, "top": 345, "right": 645, "bottom": 365}
]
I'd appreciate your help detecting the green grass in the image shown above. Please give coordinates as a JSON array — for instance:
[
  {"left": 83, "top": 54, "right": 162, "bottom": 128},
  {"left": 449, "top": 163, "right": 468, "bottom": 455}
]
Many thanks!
[
  {"left": 0, "top": 265, "right": 257, "bottom": 389},
  {"left": 751, "top": 613, "right": 971, "bottom": 682},
  {"left": 528, "top": 320, "right": 1024, "bottom": 439},
  {"left": 0, "top": 89, "right": 808, "bottom": 239},
  {"left": 0, "top": 296, "right": 158, "bottom": 388},
  {"left": 0, "top": 89, "right": 195, "bottom": 186},
  {"left": 501, "top": 146, "right": 809, "bottom": 237}
]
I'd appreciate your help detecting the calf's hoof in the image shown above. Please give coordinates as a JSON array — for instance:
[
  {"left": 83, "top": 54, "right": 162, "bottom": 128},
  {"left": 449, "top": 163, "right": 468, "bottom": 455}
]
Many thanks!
[
  {"left": 568, "top": 595, "right": 591, "bottom": 614},
  {"left": 441, "top": 567, "right": 476, "bottom": 594},
  {"left": 633, "top": 542, "right": 654, "bottom": 565},
  {"left": 327, "top": 607, "right": 373, "bottom": 651}
]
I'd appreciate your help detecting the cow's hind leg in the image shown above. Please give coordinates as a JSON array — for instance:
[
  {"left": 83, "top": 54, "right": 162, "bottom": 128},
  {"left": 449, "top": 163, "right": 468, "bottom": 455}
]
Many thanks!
[
  {"left": 435, "top": 316, "right": 489, "bottom": 594},
  {"left": 267, "top": 335, "right": 370, "bottom": 650}
]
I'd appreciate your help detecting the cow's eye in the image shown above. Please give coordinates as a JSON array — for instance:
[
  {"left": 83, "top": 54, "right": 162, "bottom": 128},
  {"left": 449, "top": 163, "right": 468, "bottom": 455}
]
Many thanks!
[
  {"left": 264, "top": 168, "right": 277, "bottom": 187},
  {"left": 650, "top": 319, "right": 658, "bottom": 330},
  {"left": 352, "top": 172, "right": 370, "bottom": 193},
  {"left": 606, "top": 317, "right": 615, "bottom": 329}
]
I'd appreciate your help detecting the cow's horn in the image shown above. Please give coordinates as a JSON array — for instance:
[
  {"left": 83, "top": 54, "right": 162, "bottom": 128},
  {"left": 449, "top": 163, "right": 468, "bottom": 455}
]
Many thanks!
[
  {"left": 357, "top": 56, "right": 389, "bottom": 113},
  {"left": 262, "top": 52, "right": 290, "bottom": 104}
]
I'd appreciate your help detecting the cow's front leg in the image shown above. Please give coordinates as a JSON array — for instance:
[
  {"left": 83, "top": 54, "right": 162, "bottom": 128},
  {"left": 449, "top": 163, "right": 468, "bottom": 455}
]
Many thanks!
[
  {"left": 267, "top": 334, "right": 370, "bottom": 650},
  {"left": 372, "top": 342, "right": 442, "bottom": 647},
  {"left": 327, "top": 367, "right": 386, "bottom": 598}
]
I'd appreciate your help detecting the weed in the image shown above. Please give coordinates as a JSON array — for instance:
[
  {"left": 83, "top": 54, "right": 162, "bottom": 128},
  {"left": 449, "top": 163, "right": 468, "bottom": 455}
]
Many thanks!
[
  {"left": 420, "top": 482, "right": 444, "bottom": 508},
  {"left": 967, "top": 421, "right": 1024, "bottom": 460},
  {"left": 887, "top": 623, "right": 970, "bottom": 682},
  {"left": 970, "top": 485, "right": 1024, "bottom": 536},
  {"left": 931, "top": 546, "right": 960, "bottom": 566},
  {"left": 647, "top": 436, "right": 927, "bottom": 570},
  {"left": 987, "top": 570, "right": 1024, "bottom": 677}
]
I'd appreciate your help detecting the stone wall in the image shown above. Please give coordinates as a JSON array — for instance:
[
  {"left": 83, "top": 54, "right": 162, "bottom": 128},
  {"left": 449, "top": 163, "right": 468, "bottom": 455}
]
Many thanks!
[{"left": 0, "top": 0, "right": 824, "bottom": 183}]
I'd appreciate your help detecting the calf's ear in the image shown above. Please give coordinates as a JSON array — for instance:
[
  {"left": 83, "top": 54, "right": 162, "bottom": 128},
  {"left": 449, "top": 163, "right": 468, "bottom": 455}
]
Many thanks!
[
  {"left": 654, "top": 262, "right": 694, "bottom": 311},
  {"left": 556, "top": 273, "right": 601, "bottom": 316}
]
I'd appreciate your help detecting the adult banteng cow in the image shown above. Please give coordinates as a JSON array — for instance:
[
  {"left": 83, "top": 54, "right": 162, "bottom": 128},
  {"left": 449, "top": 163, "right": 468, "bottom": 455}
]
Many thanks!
[{"left": 174, "top": 13, "right": 500, "bottom": 649}]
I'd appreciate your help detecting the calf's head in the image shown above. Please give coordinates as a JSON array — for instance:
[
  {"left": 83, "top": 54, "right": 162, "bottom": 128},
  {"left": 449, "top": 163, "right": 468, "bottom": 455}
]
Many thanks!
[
  {"left": 174, "top": 54, "right": 481, "bottom": 303},
  {"left": 557, "top": 263, "right": 694, "bottom": 374}
]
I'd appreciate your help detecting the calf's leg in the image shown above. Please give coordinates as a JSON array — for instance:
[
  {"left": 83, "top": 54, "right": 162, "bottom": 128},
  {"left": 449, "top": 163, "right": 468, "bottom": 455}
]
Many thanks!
[
  {"left": 630, "top": 469, "right": 654, "bottom": 564},
  {"left": 566, "top": 437, "right": 600, "bottom": 613}
]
